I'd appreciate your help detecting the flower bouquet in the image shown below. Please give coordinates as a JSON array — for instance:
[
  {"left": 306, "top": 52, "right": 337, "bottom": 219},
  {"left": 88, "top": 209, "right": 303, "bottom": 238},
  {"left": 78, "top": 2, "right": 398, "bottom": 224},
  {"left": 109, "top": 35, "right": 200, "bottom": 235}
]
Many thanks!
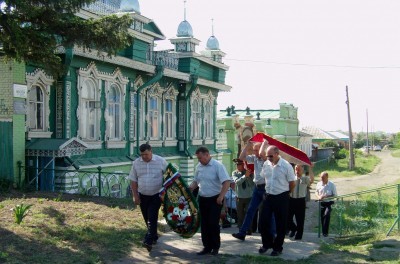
[{"left": 159, "top": 163, "right": 200, "bottom": 238}]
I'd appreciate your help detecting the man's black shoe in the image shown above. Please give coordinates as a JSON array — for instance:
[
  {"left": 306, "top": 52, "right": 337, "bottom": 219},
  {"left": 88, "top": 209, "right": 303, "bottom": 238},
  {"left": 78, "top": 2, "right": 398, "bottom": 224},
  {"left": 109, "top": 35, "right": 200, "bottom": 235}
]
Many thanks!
[
  {"left": 142, "top": 242, "right": 152, "bottom": 252},
  {"left": 270, "top": 250, "right": 282, "bottom": 256},
  {"left": 232, "top": 233, "right": 245, "bottom": 241},
  {"left": 197, "top": 248, "right": 211, "bottom": 255},
  {"left": 211, "top": 249, "right": 219, "bottom": 255},
  {"left": 289, "top": 230, "right": 296, "bottom": 238},
  {"left": 258, "top": 246, "right": 269, "bottom": 254},
  {"left": 323, "top": 233, "right": 328, "bottom": 237}
]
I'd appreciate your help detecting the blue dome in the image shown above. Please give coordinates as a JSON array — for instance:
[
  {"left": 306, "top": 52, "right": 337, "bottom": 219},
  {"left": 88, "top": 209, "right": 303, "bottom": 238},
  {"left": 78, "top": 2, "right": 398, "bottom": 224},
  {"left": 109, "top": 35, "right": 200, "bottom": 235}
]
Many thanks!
[
  {"left": 177, "top": 20, "right": 193, "bottom": 37},
  {"left": 206, "top": 36, "right": 220, "bottom": 50},
  {"left": 120, "top": 0, "right": 140, "bottom": 13}
]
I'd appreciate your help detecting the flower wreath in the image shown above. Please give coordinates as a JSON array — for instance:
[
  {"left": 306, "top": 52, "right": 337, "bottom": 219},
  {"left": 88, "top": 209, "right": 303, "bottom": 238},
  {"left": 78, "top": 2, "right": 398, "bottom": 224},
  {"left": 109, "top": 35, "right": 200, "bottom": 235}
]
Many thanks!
[{"left": 159, "top": 163, "right": 200, "bottom": 238}]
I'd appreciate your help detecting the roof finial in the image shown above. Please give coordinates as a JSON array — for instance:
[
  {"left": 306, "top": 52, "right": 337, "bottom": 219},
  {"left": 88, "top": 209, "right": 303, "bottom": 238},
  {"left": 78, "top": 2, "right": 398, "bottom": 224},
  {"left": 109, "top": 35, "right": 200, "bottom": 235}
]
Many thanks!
[
  {"left": 211, "top": 18, "right": 214, "bottom": 36},
  {"left": 184, "top": 0, "right": 187, "bottom": 21}
]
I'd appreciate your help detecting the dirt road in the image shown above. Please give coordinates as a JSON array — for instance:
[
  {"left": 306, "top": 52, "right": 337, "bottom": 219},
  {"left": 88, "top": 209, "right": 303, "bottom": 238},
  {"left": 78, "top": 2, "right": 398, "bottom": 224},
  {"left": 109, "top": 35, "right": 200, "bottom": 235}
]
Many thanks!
[{"left": 305, "top": 150, "right": 400, "bottom": 232}]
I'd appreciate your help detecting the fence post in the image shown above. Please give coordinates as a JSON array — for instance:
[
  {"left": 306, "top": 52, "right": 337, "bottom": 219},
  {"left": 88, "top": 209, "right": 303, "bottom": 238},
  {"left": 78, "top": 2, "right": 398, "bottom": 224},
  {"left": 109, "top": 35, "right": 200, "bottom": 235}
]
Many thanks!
[
  {"left": 17, "top": 161, "right": 22, "bottom": 189},
  {"left": 318, "top": 200, "right": 321, "bottom": 238},
  {"left": 385, "top": 184, "right": 399, "bottom": 236},
  {"left": 97, "top": 166, "right": 102, "bottom": 197}
]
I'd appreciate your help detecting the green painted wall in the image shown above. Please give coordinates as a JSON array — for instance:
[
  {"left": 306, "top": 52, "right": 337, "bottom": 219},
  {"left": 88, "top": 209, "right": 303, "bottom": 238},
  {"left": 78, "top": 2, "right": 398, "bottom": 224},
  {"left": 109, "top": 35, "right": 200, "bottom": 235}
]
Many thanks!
[
  {"left": 132, "top": 39, "right": 149, "bottom": 63},
  {"left": 0, "top": 59, "right": 26, "bottom": 185}
]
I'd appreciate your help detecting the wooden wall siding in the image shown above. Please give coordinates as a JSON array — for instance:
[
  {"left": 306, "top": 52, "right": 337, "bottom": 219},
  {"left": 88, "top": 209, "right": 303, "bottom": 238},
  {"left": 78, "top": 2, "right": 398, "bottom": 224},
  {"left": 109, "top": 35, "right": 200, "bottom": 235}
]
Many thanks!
[
  {"left": 199, "top": 63, "right": 214, "bottom": 80},
  {"left": 132, "top": 39, "right": 149, "bottom": 63}
]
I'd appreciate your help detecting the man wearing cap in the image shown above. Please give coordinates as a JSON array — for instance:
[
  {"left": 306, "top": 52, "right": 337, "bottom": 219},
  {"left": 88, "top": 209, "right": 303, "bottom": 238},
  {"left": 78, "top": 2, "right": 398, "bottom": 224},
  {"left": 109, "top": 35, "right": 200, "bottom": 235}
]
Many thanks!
[{"left": 232, "top": 158, "right": 255, "bottom": 233}]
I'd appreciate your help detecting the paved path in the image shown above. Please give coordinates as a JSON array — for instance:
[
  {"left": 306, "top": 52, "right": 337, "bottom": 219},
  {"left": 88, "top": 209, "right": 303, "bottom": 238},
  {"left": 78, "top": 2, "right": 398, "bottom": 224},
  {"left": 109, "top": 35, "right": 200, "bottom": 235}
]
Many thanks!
[{"left": 114, "top": 226, "right": 327, "bottom": 263}]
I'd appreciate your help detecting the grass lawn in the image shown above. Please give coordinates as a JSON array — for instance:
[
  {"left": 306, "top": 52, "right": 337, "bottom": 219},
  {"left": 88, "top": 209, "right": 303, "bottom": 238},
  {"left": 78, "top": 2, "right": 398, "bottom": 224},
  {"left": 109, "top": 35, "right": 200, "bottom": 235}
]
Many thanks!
[
  {"left": 391, "top": 149, "right": 400, "bottom": 158},
  {"left": 314, "top": 152, "right": 380, "bottom": 179}
]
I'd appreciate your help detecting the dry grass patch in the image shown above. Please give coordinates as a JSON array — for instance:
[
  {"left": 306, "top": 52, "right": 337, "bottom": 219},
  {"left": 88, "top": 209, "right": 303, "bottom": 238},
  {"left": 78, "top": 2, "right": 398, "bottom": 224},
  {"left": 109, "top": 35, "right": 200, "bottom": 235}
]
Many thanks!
[{"left": 0, "top": 191, "right": 148, "bottom": 264}]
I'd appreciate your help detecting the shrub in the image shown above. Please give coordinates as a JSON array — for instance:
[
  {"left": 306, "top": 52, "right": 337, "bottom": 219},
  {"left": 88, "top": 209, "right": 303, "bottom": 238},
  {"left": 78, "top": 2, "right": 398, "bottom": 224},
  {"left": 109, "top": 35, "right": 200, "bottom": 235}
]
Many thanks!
[{"left": 12, "top": 204, "right": 32, "bottom": 225}]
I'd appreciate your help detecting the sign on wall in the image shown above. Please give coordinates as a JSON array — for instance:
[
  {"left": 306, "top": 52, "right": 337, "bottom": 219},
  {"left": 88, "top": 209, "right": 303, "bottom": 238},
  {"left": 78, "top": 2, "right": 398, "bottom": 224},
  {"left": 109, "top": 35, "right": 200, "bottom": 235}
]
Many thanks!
[{"left": 13, "top": 84, "right": 27, "bottom": 98}]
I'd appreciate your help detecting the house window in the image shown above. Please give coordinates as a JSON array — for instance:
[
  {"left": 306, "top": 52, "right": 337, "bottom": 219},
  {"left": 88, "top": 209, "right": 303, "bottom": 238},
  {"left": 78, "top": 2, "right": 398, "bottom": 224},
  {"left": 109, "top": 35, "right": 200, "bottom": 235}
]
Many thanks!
[
  {"left": 80, "top": 80, "right": 100, "bottom": 140},
  {"left": 108, "top": 84, "right": 121, "bottom": 140},
  {"left": 149, "top": 96, "right": 159, "bottom": 139},
  {"left": 204, "top": 101, "right": 212, "bottom": 138},
  {"left": 192, "top": 99, "right": 201, "bottom": 139},
  {"left": 28, "top": 86, "right": 44, "bottom": 131},
  {"left": 165, "top": 99, "right": 173, "bottom": 139}
]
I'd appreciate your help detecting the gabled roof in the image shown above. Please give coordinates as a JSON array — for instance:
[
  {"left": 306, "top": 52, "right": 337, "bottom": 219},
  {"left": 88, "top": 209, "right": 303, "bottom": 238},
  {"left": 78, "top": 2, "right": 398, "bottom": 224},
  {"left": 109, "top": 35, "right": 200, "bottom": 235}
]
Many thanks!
[
  {"left": 143, "top": 21, "right": 166, "bottom": 41},
  {"left": 26, "top": 138, "right": 88, "bottom": 157}
]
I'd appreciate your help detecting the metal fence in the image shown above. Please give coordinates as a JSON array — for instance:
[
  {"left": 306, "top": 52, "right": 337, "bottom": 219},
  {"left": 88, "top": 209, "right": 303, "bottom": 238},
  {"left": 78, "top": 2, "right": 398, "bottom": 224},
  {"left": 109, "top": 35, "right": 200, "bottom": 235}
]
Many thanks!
[
  {"left": 318, "top": 184, "right": 400, "bottom": 237},
  {"left": 19, "top": 163, "right": 131, "bottom": 198}
]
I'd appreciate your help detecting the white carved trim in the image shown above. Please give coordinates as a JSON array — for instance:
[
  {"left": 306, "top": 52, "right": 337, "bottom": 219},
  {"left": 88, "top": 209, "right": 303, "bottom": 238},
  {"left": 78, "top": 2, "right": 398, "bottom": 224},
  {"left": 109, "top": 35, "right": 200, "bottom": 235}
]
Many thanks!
[
  {"left": 83, "top": 141, "right": 103, "bottom": 149},
  {"left": 191, "top": 139, "right": 203, "bottom": 145},
  {"left": 25, "top": 69, "right": 54, "bottom": 136},
  {"left": 106, "top": 141, "right": 127, "bottom": 149},
  {"left": 27, "top": 131, "right": 53, "bottom": 139},
  {"left": 163, "top": 140, "right": 178, "bottom": 147}
]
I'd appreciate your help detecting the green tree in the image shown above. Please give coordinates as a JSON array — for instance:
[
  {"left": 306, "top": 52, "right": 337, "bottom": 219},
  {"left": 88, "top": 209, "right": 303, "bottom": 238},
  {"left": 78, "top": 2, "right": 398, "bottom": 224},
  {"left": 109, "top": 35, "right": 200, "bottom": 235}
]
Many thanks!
[
  {"left": 0, "top": 0, "right": 133, "bottom": 75},
  {"left": 320, "top": 140, "right": 345, "bottom": 159}
]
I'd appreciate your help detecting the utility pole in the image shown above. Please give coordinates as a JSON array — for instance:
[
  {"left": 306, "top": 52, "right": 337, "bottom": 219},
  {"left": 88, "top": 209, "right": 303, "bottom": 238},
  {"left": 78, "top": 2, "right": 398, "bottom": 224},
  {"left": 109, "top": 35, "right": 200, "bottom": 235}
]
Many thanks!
[
  {"left": 366, "top": 109, "right": 369, "bottom": 154},
  {"left": 345, "top": 86, "right": 355, "bottom": 169}
]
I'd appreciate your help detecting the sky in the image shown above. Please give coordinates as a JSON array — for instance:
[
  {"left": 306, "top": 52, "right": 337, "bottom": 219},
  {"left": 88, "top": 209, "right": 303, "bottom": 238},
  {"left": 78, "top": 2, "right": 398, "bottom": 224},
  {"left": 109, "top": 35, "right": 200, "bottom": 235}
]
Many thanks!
[{"left": 139, "top": 0, "right": 400, "bottom": 133}]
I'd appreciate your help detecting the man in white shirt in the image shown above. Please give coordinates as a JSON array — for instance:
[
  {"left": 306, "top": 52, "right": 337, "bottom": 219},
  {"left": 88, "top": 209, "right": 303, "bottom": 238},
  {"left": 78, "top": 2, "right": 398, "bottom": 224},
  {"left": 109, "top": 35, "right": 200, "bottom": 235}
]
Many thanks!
[
  {"left": 129, "top": 143, "right": 168, "bottom": 252},
  {"left": 315, "top": 171, "right": 337, "bottom": 237},
  {"left": 259, "top": 145, "right": 296, "bottom": 256}
]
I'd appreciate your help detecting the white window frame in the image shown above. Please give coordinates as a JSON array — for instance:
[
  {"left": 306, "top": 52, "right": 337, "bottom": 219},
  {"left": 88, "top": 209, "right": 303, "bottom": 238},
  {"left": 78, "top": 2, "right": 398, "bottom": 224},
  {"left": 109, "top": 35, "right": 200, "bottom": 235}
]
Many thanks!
[
  {"left": 162, "top": 84, "right": 179, "bottom": 147},
  {"left": 204, "top": 100, "right": 212, "bottom": 139},
  {"left": 79, "top": 79, "right": 101, "bottom": 143},
  {"left": 203, "top": 91, "right": 216, "bottom": 144},
  {"left": 77, "top": 63, "right": 128, "bottom": 149},
  {"left": 164, "top": 98, "right": 173, "bottom": 139},
  {"left": 26, "top": 69, "right": 53, "bottom": 139},
  {"left": 148, "top": 96, "right": 160, "bottom": 140},
  {"left": 107, "top": 84, "right": 121, "bottom": 140}
]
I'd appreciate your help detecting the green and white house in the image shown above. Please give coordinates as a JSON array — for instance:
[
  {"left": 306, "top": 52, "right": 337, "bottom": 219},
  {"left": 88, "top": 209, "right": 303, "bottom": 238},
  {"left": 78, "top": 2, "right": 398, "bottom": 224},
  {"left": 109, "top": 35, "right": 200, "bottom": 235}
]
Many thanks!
[{"left": 0, "top": 0, "right": 233, "bottom": 193}]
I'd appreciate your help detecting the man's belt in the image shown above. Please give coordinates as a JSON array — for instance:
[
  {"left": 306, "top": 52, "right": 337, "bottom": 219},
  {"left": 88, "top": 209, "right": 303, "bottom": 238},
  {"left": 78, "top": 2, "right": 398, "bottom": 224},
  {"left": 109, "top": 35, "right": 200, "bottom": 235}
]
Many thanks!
[{"left": 256, "top": 183, "right": 265, "bottom": 189}]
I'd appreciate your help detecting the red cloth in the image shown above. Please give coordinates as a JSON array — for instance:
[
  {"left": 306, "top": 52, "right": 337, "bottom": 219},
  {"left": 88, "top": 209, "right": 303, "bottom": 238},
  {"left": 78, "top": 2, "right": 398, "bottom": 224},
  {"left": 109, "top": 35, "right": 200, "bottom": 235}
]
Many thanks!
[{"left": 249, "top": 133, "right": 311, "bottom": 166}]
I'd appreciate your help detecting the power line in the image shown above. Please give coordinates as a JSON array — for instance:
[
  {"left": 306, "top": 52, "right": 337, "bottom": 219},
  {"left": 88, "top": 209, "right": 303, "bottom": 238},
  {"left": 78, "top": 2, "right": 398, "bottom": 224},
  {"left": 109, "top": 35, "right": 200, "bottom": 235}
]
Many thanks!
[
  {"left": 133, "top": 47, "right": 400, "bottom": 69},
  {"left": 224, "top": 58, "right": 400, "bottom": 69}
]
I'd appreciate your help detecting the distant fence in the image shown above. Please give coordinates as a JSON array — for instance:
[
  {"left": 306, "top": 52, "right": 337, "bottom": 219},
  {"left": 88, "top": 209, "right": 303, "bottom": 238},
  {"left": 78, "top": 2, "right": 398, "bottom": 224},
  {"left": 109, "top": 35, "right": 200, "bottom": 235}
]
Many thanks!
[
  {"left": 317, "top": 184, "right": 400, "bottom": 237},
  {"left": 19, "top": 163, "right": 131, "bottom": 198}
]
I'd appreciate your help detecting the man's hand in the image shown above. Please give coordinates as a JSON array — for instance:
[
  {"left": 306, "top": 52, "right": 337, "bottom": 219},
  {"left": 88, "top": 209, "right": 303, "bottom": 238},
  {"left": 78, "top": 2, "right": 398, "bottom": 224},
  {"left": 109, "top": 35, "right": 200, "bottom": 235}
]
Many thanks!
[
  {"left": 216, "top": 195, "right": 224, "bottom": 205},
  {"left": 133, "top": 193, "right": 141, "bottom": 205}
]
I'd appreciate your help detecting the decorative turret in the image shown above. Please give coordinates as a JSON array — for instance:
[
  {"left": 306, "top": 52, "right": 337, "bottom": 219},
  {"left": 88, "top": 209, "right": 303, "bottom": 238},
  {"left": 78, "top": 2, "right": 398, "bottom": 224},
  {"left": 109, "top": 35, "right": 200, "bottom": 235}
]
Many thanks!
[
  {"left": 120, "top": 0, "right": 140, "bottom": 13},
  {"left": 201, "top": 19, "right": 225, "bottom": 63},
  {"left": 170, "top": 0, "right": 200, "bottom": 53}
]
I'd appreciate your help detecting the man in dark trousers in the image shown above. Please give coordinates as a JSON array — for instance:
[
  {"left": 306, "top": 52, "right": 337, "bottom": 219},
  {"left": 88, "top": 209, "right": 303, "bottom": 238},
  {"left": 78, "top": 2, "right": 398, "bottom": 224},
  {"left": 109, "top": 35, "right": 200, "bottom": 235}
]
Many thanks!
[
  {"left": 189, "top": 146, "right": 231, "bottom": 256},
  {"left": 129, "top": 143, "right": 168, "bottom": 252},
  {"left": 287, "top": 164, "right": 314, "bottom": 240},
  {"left": 259, "top": 145, "right": 296, "bottom": 256}
]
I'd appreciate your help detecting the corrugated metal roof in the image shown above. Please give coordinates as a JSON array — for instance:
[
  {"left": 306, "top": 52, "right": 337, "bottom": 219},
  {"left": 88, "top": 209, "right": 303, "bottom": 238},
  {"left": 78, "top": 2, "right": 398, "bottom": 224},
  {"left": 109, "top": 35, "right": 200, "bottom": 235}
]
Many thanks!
[
  {"left": 326, "top": 131, "right": 349, "bottom": 140},
  {"left": 301, "top": 126, "right": 334, "bottom": 139}
]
